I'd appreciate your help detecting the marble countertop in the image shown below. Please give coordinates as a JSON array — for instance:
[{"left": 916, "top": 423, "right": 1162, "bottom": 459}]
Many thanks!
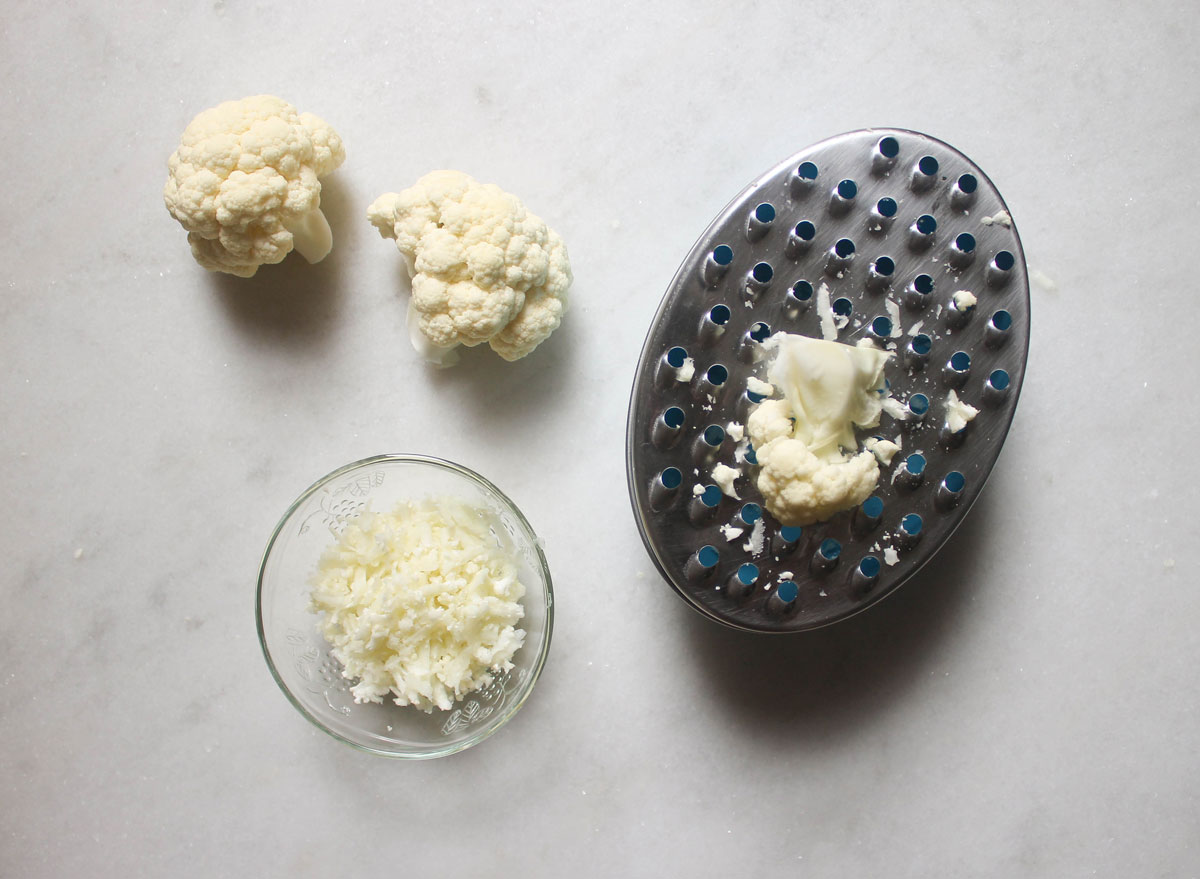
[{"left": 3, "top": 1, "right": 1197, "bottom": 874}]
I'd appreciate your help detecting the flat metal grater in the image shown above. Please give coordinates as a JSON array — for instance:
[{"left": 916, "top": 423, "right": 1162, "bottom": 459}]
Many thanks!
[{"left": 625, "top": 128, "right": 1030, "bottom": 633}]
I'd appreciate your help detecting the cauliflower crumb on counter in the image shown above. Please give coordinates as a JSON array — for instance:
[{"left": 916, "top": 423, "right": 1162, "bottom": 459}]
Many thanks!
[
  {"left": 368, "top": 170, "right": 572, "bottom": 363},
  {"left": 745, "top": 333, "right": 893, "bottom": 526},
  {"left": 309, "top": 497, "right": 526, "bottom": 713},
  {"left": 164, "top": 95, "right": 346, "bottom": 277}
]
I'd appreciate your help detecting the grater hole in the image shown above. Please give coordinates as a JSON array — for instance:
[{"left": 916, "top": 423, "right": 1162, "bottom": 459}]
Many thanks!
[
  {"left": 908, "top": 393, "right": 930, "bottom": 417},
  {"left": 859, "top": 556, "right": 881, "bottom": 578},
  {"left": 707, "top": 364, "right": 728, "bottom": 385},
  {"left": 915, "top": 214, "right": 937, "bottom": 235},
  {"left": 912, "top": 334, "right": 932, "bottom": 355},
  {"left": 703, "top": 424, "right": 725, "bottom": 446},
  {"left": 710, "top": 304, "right": 731, "bottom": 326},
  {"left": 915, "top": 274, "right": 934, "bottom": 294},
  {"left": 752, "top": 262, "right": 773, "bottom": 283},
  {"left": 944, "top": 471, "right": 965, "bottom": 492},
  {"left": 698, "top": 545, "right": 719, "bottom": 566},
  {"left": 791, "top": 280, "right": 813, "bottom": 301},
  {"left": 989, "top": 369, "right": 1010, "bottom": 390},
  {"left": 660, "top": 467, "right": 682, "bottom": 489},
  {"left": 795, "top": 221, "right": 816, "bottom": 240},
  {"left": 870, "top": 316, "right": 892, "bottom": 338},
  {"left": 666, "top": 346, "right": 687, "bottom": 368},
  {"left": 901, "top": 513, "right": 923, "bottom": 535},
  {"left": 834, "top": 238, "right": 855, "bottom": 257},
  {"left": 877, "top": 197, "right": 898, "bottom": 217},
  {"left": 955, "top": 233, "right": 976, "bottom": 253},
  {"left": 739, "top": 503, "right": 762, "bottom": 524},
  {"left": 994, "top": 250, "right": 1015, "bottom": 271},
  {"left": 918, "top": 155, "right": 939, "bottom": 175},
  {"left": 713, "top": 245, "right": 734, "bottom": 266},
  {"left": 833, "top": 297, "right": 853, "bottom": 318},
  {"left": 957, "top": 174, "right": 977, "bottom": 194},
  {"left": 837, "top": 179, "right": 858, "bottom": 199},
  {"left": 776, "top": 581, "right": 799, "bottom": 603},
  {"left": 702, "top": 485, "right": 723, "bottom": 507},
  {"left": 749, "top": 322, "right": 771, "bottom": 342},
  {"left": 878, "top": 136, "right": 900, "bottom": 158},
  {"left": 755, "top": 203, "right": 775, "bottom": 223},
  {"left": 798, "top": 161, "right": 819, "bottom": 180},
  {"left": 737, "top": 564, "right": 758, "bottom": 584},
  {"left": 780, "top": 525, "right": 803, "bottom": 543},
  {"left": 906, "top": 453, "right": 926, "bottom": 475},
  {"left": 664, "top": 407, "right": 685, "bottom": 428},
  {"left": 991, "top": 310, "right": 1012, "bottom": 331},
  {"left": 950, "top": 351, "right": 971, "bottom": 372}
]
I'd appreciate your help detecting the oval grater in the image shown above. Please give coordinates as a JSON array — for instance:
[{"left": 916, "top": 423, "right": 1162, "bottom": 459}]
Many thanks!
[{"left": 625, "top": 128, "right": 1030, "bottom": 633}]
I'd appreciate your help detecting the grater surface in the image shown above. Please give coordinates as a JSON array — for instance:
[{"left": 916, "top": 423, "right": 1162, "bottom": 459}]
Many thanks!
[{"left": 626, "top": 129, "right": 1029, "bottom": 633}]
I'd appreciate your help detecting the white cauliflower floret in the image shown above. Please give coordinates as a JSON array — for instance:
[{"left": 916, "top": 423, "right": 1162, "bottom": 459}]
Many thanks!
[
  {"left": 746, "top": 333, "right": 893, "bottom": 527},
  {"left": 163, "top": 95, "right": 345, "bottom": 277},
  {"left": 368, "top": 170, "right": 572, "bottom": 362},
  {"left": 753, "top": 437, "right": 880, "bottom": 527}
]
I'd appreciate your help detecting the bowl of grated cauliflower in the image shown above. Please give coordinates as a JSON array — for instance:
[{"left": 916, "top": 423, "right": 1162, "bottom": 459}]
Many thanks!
[{"left": 257, "top": 454, "right": 553, "bottom": 758}]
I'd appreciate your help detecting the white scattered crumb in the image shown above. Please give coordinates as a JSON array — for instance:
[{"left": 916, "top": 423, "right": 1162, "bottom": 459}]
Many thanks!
[
  {"left": 885, "top": 297, "right": 901, "bottom": 337},
  {"left": 816, "top": 281, "right": 837, "bottom": 340},
  {"left": 726, "top": 421, "right": 745, "bottom": 442},
  {"left": 677, "top": 357, "right": 696, "bottom": 382},
  {"left": 73, "top": 547, "right": 84, "bottom": 560},
  {"left": 935, "top": 303, "right": 943, "bottom": 318},
  {"left": 742, "top": 518, "right": 766, "bottom": 555},
  {"left": 864, "top": 437, "right": 901, "bottom": 465},
  {"left": 1030, "top": 268, "right": 1058, "bottom": 292},
  {"left": 778, "top": 571, "right": 794, "bottom": 582},
  {"left": 951, "top": 290, "right": 977, "bottom": 311},
  {"left": 720, "top": 524, "right": 745, "bottom": 542},
  {"left": 908, "top": 320, "right": 924, "bottom": 336},
  {"left": 980, "top": 210, "right": 1012, "bottom": 228},
  {"left": 818, "top": 590, "right": 828, "bottom": 597},
  {"left": 1164, "top": 558, "right": 1176, "bottom": 571},
  {"left": 692, "top": 484, "right": 705, "bottom": 497},
  {"left": 945, "top": 389, "right": 980, "bottom": 433},
  {"left": 882, "top": 397, "right": 910, "bottom": 421},
  {"left": 884, "top": 547, "right": 900, "bottom": 566},
  {"left": 746, "top": 376, "right": 775, "bottom": 397},
  {"left": 711, "top": 463, "right": 741, "bottom": 499},
  {"left": 733, "top": 439, "right": 751, "bottom": 465}
]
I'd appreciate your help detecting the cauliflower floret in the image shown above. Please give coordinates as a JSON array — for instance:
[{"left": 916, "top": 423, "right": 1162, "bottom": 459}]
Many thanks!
[
  {"left": 746, "top": 333, "right": 894, "bottom": 526},
  {"left": 753, "top": 437, "right": 880, "bottom": 527},
  {"left": 368, "top": 170, "right": 571, "bottom": 362},
  {"left": 164, "top": 95, "right": 345, "bottom": 277}
]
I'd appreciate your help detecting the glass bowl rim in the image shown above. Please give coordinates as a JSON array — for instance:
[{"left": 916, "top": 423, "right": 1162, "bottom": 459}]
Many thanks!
[{"left": 255, "top": 453, "right": 555, "bottom": 759}]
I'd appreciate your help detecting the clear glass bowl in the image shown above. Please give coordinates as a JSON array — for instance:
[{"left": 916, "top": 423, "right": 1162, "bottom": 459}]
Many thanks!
[{"left": 256, "top": 454, "right": 553, "bottom": 758}]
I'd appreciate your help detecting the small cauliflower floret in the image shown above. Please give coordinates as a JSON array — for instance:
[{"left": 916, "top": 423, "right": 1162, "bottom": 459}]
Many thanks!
[
  {"left": 163, "top": 95, "right": 345, "bottom": 277},
  {"left": 753, "top": 438, "right": 880, "bottom": 526},
  {"left": 368, "top": 170, "right": 572, "bottom": 362},
  {"left": 746, "top": 332, "right": 894, "bottom": 527}
]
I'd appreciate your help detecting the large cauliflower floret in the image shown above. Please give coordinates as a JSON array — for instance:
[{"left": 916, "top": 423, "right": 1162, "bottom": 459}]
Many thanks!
[
  {"left": 164, "top": 95, "right": 345, "bottom": 277},
  {"left": 746, "top": 333, "right": 893, "bottom": 527},
  {"left": 367, "top": 170, "right": 572, "bottom": 362}
]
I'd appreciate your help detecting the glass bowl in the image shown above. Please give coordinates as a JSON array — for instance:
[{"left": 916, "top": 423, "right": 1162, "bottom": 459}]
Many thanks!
[{"left": 256, "top": 454, "right": 553, "bottom": 758}]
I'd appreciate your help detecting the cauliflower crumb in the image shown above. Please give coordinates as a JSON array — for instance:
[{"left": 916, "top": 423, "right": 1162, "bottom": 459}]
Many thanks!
[
  {"left": 309, "top": 498, "right": 526, "bottom": 712},
  {"left": 951, "top": 290, "right": 977, "bottom": 312},
  {"left": 945, "top": 389, "right": 980, "bottom": 433},
  {"left": 884, "top": 547, "right": 900, "bottom": 566},
  {"left": 742, "top": 517, "right": 766, "bottom": 555},
  {"left": 726, "top": 421, "right": 745, "bottom": 443},
  {"left": 368, "top": 170, "right": 572, "bottom": 362},
  {"left": 980, "top": 210, "right": 1012, "bottom": 228},
  {"left": 864, "top": 436, "right": 901, "bottom": 465},
  {"left": 711, "top": 463, "right": 741, "bottom": 499},
  {"left": 747, "top": 376, "right": 775, "bottom": 397},
  {"left": 677, "top": 357, "right": 696, "bottom": 383},
  {"left": 720, "top": 523, "right": 745, "bottom": 542}
]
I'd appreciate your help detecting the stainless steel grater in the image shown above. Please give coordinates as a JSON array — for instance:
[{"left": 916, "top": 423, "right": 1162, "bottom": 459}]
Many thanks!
[{"left": 625, "top": 129, "right": 1029, "bottom": 633}]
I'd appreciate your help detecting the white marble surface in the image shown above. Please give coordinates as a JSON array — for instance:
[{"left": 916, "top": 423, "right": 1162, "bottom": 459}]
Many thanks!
[{"left": 3, "top": 1, "right": 1198, "bottom": 874}]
